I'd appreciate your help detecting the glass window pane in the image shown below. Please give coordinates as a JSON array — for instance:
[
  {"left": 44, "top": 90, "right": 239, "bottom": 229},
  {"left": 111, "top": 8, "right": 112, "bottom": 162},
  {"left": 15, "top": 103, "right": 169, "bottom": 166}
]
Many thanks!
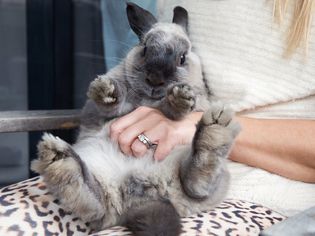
[{"left": 0, "top": 0, "right": 28, "bottom": 186}]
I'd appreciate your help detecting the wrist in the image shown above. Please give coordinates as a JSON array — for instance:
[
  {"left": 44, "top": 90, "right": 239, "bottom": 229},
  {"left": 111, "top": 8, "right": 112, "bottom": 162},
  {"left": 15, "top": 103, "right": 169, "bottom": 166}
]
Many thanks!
[
  {"left": 229, "top": 116, "right": 261, "bottom": 162},
  {"left": 173, "top": 112, "right": 203, "bottom": 145}
]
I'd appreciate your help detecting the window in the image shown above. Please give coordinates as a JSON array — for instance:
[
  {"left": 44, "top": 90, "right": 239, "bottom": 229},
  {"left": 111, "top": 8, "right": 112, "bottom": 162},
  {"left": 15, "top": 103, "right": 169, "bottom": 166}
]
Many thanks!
[
  {"left": 0, "top": 0, "right": 156, "bottom": 186},
  {"left": 0, "top": 0, "right": 105, "bottom": 185}
]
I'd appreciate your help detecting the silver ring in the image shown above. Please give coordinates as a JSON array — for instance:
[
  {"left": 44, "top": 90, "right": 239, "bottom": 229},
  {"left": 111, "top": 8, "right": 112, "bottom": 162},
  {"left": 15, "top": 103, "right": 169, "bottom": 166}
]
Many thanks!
[{"left": 137, "top": 134, "right": 156, "bottom": 149}]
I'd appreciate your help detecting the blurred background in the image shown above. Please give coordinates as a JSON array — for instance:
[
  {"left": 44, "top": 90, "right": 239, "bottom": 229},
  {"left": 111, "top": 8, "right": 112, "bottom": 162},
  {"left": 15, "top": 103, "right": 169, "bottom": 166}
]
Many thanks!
[{"left": 0, "top": 0, "right": 156, "bottom": 187}]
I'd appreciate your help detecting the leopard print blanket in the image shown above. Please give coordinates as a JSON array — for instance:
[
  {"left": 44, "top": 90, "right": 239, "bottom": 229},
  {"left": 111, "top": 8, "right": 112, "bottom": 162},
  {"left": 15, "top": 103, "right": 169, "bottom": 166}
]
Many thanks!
[{"left": 0, "top": 177, "right": 285, "bottom": 236}]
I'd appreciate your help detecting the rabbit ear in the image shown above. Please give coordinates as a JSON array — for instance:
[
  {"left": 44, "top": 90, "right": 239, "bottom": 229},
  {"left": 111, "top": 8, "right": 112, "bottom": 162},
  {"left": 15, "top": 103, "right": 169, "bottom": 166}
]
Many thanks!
[
  {"left": 172, "top": 6, "right": 188, "bottom": 32},
  {"left": 126, "top": 2, "right": 157, "bottom": 40}
]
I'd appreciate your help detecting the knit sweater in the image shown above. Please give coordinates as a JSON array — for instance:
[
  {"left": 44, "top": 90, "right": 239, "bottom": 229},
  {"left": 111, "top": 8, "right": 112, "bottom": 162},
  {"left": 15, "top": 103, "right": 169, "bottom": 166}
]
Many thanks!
[
  {"left": 159, "top": 0, "right": 315, "bottom": 112},
  {"left": 158, "top": 0, "right": 315, "bottom": 216}
]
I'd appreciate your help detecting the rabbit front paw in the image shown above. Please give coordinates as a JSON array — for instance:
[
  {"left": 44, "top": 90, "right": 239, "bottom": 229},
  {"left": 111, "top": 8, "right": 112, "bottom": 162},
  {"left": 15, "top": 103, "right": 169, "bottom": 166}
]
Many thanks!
[
  {"left": 167, "top": 83, "right": 196, "bottom": 114},
  {"left": 87, "top": 77, "right": 118, "bottom": 105}
]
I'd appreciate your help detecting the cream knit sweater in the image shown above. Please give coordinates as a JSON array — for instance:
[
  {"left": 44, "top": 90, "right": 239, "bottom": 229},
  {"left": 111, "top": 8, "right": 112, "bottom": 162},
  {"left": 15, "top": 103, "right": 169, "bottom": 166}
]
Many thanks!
[{"left": 158, "top": 0, "right": 315, "bottom": 216}]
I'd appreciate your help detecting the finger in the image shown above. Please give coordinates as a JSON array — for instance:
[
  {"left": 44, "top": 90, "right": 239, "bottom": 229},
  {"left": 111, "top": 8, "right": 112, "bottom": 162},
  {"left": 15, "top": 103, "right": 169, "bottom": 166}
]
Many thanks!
[
  {"left": 153, "top": 140, "right": 175, "bottom": 161},
  {"left": 131, "top": 139, "right": 148, "bottom": 157},
  {"left": 119, "top": 118, "right": 166, "bottom": 156},
  {"left": 130, "top": 125, "right": 166, "bottom": 157},
  {"left": 110, "top": 106, "right": 153, "bottom": 141},
  {"left": 118, "top": 116, "right": 161, "bottom": 156}
]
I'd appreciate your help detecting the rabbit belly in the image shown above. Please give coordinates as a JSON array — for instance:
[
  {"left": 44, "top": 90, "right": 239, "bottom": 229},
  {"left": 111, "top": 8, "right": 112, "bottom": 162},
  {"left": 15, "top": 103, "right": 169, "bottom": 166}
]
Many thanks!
[{"left": 73, "top": 125, "right": 157, "bottom": 186}]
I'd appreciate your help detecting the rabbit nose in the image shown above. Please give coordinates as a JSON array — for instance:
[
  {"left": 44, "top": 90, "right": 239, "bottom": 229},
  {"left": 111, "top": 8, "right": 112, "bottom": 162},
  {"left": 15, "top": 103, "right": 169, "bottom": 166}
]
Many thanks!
[{"left": 146, "top": 76, "right": 165, "bottom": 87}]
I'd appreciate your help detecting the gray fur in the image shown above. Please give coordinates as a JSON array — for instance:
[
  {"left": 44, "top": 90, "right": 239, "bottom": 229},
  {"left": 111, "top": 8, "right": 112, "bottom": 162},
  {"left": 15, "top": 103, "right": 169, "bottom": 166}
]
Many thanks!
[
  {"left": 31, "top": 3, "right": 240, "bottom": 235},
  {"left": 124, "top": 200, "right": 181, "bottom": 236}
]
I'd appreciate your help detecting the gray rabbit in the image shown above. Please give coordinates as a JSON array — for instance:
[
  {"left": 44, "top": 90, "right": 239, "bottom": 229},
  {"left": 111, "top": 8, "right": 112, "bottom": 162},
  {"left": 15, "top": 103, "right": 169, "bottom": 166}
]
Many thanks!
[{"left": 31, "top": 3, "right": 240, "bottom": 236}]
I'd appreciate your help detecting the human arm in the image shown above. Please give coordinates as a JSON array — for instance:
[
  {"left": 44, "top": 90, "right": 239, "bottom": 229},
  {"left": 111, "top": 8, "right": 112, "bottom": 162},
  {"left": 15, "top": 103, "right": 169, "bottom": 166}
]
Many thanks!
[
  {"left": 230, "top": 116, "right": 315, "bottom": 183},
  {"left": 111, "top": 108, "right": 315, "bottom": 183}
]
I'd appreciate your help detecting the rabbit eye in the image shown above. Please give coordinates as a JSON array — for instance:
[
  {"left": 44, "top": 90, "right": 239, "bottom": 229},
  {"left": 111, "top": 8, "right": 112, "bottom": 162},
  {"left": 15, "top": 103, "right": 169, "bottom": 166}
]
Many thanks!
[{"left": 180, "top": 54, "right": 186, "bottom": 65}]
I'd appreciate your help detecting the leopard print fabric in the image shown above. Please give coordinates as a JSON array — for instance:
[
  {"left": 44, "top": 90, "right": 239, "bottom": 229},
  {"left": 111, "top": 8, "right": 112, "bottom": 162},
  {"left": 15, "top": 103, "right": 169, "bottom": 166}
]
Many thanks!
[{"left": 0, "top": 177, "right": 286, "bottom": 236}]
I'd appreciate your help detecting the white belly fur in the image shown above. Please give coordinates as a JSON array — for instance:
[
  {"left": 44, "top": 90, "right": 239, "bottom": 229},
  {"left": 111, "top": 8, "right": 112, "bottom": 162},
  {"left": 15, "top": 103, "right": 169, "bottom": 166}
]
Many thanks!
[{"left": 72, "top": 123, "right": 183, "bottom": 187}]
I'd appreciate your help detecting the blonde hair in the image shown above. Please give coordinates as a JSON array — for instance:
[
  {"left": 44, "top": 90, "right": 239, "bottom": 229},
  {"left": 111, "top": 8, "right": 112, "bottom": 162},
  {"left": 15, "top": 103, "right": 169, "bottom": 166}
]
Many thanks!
[{"left": 273, "top": 0, "right": 315, "bottom": 57}]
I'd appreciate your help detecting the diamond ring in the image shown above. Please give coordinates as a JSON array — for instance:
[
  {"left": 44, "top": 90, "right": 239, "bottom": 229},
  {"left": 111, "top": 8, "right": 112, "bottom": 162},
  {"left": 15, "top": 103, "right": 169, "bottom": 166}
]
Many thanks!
[{"left": 137, "top": 134, "right": 157, "bottom": 149}]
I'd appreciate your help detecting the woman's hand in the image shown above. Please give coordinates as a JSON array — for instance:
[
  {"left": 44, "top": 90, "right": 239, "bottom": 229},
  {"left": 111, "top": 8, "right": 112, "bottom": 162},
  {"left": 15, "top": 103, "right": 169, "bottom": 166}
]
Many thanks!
[
  {"left": 110, "top": 106, "right": 203, "bottom": 161},
  {"left": 110, "top": 107, "right": 315, "bottom": 182}
]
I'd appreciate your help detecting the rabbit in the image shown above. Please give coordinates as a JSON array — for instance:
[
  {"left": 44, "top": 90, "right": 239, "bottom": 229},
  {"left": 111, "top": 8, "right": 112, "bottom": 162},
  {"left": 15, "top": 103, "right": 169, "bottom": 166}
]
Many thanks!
[{"left": 31, "top": 3, "right": 240, "bottom": 236}]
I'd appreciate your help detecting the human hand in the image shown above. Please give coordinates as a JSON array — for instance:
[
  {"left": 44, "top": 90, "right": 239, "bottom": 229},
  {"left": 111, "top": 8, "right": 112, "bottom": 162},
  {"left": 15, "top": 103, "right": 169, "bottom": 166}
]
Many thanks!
[{"left": 110, "top": 106, "right": 203, "bottom": 161}]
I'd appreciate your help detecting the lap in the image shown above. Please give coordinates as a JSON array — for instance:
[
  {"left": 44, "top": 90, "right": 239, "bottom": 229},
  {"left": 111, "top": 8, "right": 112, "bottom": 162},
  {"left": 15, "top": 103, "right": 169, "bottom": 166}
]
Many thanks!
[{"left": 0, "top": 177, "right": 286, "bottom": 236}]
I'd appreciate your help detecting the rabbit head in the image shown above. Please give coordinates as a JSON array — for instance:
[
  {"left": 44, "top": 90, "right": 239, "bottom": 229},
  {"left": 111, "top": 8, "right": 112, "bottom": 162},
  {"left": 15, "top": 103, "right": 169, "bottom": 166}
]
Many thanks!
[{"left": 124, "top": 2, "right": 203, "bottom": 100}]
